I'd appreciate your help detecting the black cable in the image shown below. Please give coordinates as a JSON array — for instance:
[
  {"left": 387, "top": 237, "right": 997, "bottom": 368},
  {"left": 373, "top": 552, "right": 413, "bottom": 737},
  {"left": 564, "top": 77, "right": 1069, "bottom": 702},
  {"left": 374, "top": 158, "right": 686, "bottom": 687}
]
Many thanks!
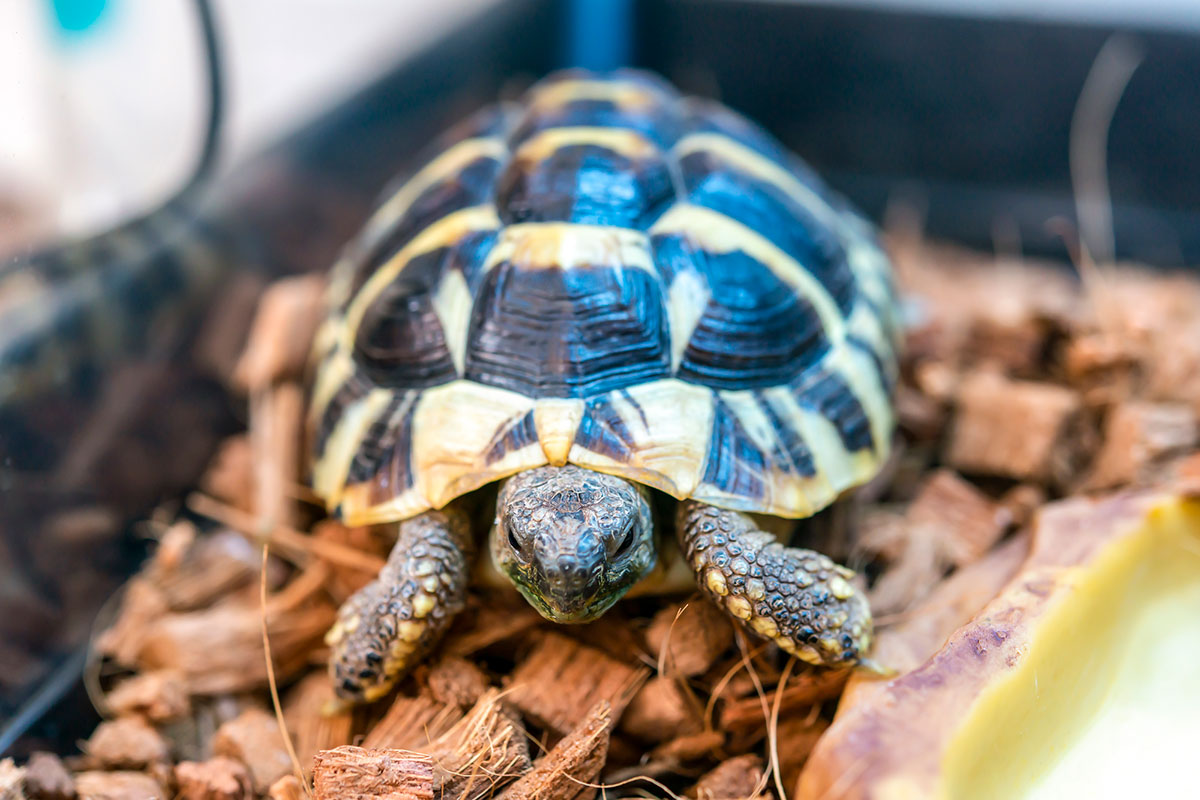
[{"left": 181, "top": 0, "right": 224, "bottom": 195}]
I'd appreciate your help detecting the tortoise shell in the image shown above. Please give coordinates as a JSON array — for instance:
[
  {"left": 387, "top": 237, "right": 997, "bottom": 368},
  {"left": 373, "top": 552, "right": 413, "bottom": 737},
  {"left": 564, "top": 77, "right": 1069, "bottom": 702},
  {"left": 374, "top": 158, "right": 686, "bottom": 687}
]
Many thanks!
[{"left": 309, "top": 70, "right": 898, "bottom": 526}]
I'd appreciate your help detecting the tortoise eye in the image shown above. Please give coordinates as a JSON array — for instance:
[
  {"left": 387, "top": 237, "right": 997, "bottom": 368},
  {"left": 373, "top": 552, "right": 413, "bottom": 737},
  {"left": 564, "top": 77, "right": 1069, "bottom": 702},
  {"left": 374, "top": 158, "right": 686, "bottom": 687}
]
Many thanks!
[
  {"left": 613, "top": 525, "right": 636, "bottom": 559},
  {"left": 506, "top": 524, "right": 526, "bottom": 559},
  {"left": 353, "top": 280, "right": 456, "bottom": 387}
]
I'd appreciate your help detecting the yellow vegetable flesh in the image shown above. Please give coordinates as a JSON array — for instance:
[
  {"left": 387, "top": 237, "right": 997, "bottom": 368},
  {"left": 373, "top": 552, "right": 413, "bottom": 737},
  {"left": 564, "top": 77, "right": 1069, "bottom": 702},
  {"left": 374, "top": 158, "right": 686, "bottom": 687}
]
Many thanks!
[{"left": 942, "top": 498, "right": 1200, "bottom": 800}]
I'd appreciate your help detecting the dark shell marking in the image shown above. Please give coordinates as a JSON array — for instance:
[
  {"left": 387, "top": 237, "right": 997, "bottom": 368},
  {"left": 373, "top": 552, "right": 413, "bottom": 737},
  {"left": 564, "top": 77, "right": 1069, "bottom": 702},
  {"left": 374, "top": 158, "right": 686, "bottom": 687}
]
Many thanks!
[{"left": 310, "top": 70, "right": 898, "bottom": 525}]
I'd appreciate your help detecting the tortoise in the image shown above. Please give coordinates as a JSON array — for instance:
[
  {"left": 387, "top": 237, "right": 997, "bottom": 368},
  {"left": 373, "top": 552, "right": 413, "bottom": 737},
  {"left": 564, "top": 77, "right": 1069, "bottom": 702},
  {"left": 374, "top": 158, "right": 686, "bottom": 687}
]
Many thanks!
[{"left": 309, "top": 70, "right": 898, "bottom": 704}]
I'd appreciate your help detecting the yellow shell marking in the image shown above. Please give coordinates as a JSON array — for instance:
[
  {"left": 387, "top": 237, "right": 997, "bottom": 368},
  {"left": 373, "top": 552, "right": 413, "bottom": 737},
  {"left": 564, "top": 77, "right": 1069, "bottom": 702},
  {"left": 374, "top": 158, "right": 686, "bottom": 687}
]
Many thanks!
[
  {"left": 513, "top": 126, "right": 660, "bottom": 164},
  {"left": 665, "top": 268, "right": 710, "bottom": 370},
  {"left": 343, "top": 205, "right": 500, "bottom": 351},
  {"left": 359, "top": 137, "right": 507, "bottom": 250},
  {"left": 651, "top": 204, "right": 846, "bottom": 345},
  {"left": 482, "top": 222, "right": 656, "bottom": 275},
  {"left": 527, "top": 79, "right": 659, "bottom": 112},
  {"left": 568, "top": 378, "right": 715, "bottom": 499},
  {"left": 410, "top": 380, "right": 543, "bottom": 509},
  {"left": 534, "top": 398, "right": 586, "bottom": 465},
  {"left": 312, "top": 387, "right": 396, "bottom": 510},
  {"left": 431, "top": 267, "right": 473, "bottom": 373}
]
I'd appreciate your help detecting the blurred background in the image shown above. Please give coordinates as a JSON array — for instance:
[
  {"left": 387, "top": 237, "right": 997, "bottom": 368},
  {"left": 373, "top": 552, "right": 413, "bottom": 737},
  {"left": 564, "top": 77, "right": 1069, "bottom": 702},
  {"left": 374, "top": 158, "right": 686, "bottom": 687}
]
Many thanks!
[
  {"left": 2, "top": 0, "right": 1199, "bottom": 263},
  {"left": 1, "top": 0, "right": 1198, "bottom": 756}
]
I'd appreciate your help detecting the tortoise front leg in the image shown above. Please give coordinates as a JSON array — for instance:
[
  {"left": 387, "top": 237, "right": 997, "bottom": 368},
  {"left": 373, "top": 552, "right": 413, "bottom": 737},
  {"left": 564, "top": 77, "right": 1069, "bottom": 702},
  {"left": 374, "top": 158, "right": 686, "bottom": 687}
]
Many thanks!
[
  {"left": 677, "top": 501, "right": 872, "bottom": 667},
  {"left": 326, "top": 508, "right": 474, "bottom": 704}
]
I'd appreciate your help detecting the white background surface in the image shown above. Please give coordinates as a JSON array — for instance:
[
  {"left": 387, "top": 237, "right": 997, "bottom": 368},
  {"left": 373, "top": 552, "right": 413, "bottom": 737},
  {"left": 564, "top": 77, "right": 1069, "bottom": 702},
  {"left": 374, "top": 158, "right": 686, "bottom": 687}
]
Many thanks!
[{"left": 0, "top": 0, "right": 499, "bottom": 238}]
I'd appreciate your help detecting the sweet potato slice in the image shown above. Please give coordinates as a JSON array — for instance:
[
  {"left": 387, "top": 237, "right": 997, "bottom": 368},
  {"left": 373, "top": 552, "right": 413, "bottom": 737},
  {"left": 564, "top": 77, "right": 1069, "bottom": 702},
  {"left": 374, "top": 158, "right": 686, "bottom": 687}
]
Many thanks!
[{"left": 800, "top": 492, "right": 1200, "bottom": 800}]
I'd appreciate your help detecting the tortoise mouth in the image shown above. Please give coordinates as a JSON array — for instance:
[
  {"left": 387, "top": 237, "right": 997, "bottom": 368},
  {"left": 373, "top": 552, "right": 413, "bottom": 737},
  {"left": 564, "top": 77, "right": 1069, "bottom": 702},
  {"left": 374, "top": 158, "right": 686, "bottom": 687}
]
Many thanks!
[{"left": 502, "top": 561, "right": 628, "bottom": 623}]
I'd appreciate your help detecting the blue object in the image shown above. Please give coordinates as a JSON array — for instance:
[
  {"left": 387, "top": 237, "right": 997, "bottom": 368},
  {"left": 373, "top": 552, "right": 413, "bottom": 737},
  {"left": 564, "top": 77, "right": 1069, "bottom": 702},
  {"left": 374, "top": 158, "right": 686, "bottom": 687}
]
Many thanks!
[
  {"left": 50, "top": 0, "right": 109, "bottom": 35},
  {"left": 565, "top": 0, "right": 633, "bottom": 70}
]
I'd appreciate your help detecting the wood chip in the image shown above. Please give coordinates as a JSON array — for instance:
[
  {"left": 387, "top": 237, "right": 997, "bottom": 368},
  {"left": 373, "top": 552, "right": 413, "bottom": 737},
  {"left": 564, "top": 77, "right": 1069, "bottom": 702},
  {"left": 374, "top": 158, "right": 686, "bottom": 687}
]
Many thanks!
[
  {"left": 506, "top": 633, "right": 648, "bottom": 736},
  {"left": 498, "top": 702, "right": 611, "bottom": 800},
  {"left": 312, "top": 520, "right": 388, "bottom": 599},
  {"left": 250, "top": 383, "right": 305, "bottom": 531},
  {"left": 688, "top": 754, "right": 769, "bottom": 800},
  {"left": 95, "top": 579, "right": 169, "bottom": 667},
  {"left": 867, "top": 532, "right": 944, "bottom": 617},
  {"left": 72, "top": 772, "right": 165, "bottom": 800},
  {"left": 860, "top": 469, "right": 1012, "bottom": 615},
  {"left": 84, "top": 717, "right": 170, "bottom": 769},
  {"left": 0, "top": 759, "right": 24, "bottom": 800},
  {"left": 136, "top": 598, "right": 335, "bottom": 695},
  {"left": 718, "top": 670, "right": 849, "bottom": 733},
  {"left": 174, "top": 757, "right": 254, "bottom": 800},
  {"left": 199, "top": 436, "right": 257, "bottom": 517},
  {"left": 266, "top": 776, "right": 304, "bottom": 800},
  {"left": 645, "top": 599, "right": 733, "bottom": 678},
  {"left": 152, "top": 532, "right": 258, "bottom": 613},
  {"left": 442, "top": 598, "right": 543, "bottom": 658},
  {"left": 21, "top": 753, "right": 73, "bottom": 800},
  {"left": 232, "top": 275, "right": 326, "bottom": 393},
  {"left": 964, "top": 312, "right": 1050, "bottom": 376},
  {"left": 1062, "top": 331, "right": 1141, "bottom": 406},
  {"left": 212, "top": 708, "right": 294, "bottom": 794},
  {"left": 779, "top": 715, "right": 829, "bottom": 794},
  {"left": 648, "top": 731, "right": 725, "bottom": 763},
  {"left": 363, "top": 694, "right": 462, "bottom": 752},
  {"left": 906, "top": 469, "right": 1012, "bottom": 567},
  {"left": 619, "top": 676, "right": 701, "bottom": 744},
  {"left": 946, "top": 370, "right": 1089, "bottom": 486},
  {"left": 424, "top": 689, "right": 531, "bottom": 799},
  {"left": 998, "top": 484, "right": 1046, "bottom": 530},
  {"left": 1081, "top": 401, "right": 1198, "bottom": 490},
  {"left": 425, "top": 656, "right": 490, "bottom": 709},
  {"left": 312, "top": 747, "right": 433, "bottom": 800},
  {"left": 105, "top": 670, "right": 190, "bottom": 723},
  {"left": 283, "top": 671, "right": 355, "bottom": 776},
  {"left": 894, "top": 382, "right": 946, "bottom": 440}
]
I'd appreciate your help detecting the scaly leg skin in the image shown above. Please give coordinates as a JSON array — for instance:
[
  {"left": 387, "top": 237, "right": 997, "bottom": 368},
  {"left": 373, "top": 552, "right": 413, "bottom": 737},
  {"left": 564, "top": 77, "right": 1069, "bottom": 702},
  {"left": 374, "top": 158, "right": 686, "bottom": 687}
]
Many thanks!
[
  {"left": 326, "top": 508, "right": 473, "bottom": 705},
  {"left": 677, "top": 500, "right": 872, "bottom": 667}
]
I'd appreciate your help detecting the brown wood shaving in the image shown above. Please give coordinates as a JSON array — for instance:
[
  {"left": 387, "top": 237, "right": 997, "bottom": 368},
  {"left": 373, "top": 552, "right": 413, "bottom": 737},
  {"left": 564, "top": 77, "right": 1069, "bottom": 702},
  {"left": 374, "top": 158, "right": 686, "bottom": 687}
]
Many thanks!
[
  {"left": 104, "top": 670, "right": 190, "bottom": 723},
  {"left": 174, "top": 757, "right": 254, "bottom": 800},
  {"left": 72, "top": 771, "right": 165, "bottom": 800},
  {"left": 363, "top": 694, "right": 462, "bottom": 752},
  {"left": 688, "top": 754, "right": 770, "bottom": 800},
  {"left": 506, "top": 633, "right": 649, "bottom": 737},
  {"left": 424, "top": 656, "right": 490, "bottom": 709},
  {"left": 82, "top": 718, "right": 170, "bottom": 770},
  {"left": 212, "top": 708, "right": 296, "bottom": 794},
  {"left": 312, "top": 747, "right": 433, "bottom": 800},
  {"left": 21, "top": 753, "right": 74, "bottom": 800},
  {"left": 423, "top": 689, "right": 531, "bottom": 800},
  {"left": 946, "top": 370, "right": 1090, "bottom": 487},
  {"left": 232, "top": 275, "right": 326, "bottom": 394},
  {"left": 497, "top": 702, "right": 611, "bottom": 800},
  {"left": 646, "top": 599, "right": 734, "bottom": 678}
]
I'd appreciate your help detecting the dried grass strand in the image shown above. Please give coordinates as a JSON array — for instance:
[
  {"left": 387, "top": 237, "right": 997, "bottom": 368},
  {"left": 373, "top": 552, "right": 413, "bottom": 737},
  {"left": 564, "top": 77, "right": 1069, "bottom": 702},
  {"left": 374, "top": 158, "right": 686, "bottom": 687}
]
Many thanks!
[
  {"left": 260, "top": 544, "right": 312, "bottom": 799},
  {"left": 189, "top": 492, "right": 384, "bottom": 574}
]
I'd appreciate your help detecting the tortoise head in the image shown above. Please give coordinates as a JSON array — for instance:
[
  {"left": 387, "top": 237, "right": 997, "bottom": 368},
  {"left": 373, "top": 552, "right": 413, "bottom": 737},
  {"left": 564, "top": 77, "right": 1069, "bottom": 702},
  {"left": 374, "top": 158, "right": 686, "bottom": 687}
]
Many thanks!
[{"left": 491, "top": 465, "right": 655, "bottom": 622}]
